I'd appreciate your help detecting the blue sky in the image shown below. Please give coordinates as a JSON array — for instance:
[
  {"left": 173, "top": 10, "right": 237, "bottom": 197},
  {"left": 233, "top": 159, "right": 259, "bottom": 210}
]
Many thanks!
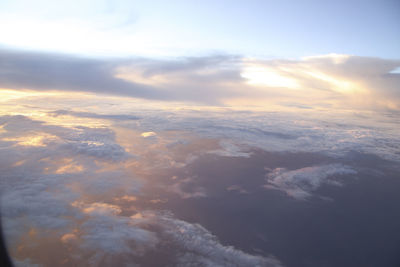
[{"left": 0, "top": 0, "right": 399, "bottom": 58}]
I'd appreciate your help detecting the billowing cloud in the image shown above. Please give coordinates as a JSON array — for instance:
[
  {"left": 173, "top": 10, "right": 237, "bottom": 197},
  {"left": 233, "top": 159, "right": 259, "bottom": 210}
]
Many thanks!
[
  {"left": 71, "top": 202, "right": 158, "bottom": 258},
  {"left": 0, "top": 115, "right": 137, "bottom": 249},
  {"left": 264, "top": 164, "right": 357, "bottom": 200}
]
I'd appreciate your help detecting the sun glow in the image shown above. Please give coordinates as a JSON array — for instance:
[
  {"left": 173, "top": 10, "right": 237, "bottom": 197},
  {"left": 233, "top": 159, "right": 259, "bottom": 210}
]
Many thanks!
[
  {"left": 241, "top": 65, "right": 299, "bottom": 89},
  {"left": 54, "top": 158, "right": 84, "bottom": 174},
  {"left": 2, "top": 133, "right": 59, "bottom": 147},
  {"left": 302, "top": 70, "right": 359, "bottom": 94}
]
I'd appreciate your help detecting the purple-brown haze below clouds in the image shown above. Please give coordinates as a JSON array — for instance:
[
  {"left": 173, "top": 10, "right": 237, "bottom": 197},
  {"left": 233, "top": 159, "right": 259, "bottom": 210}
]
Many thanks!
[{"left": 1, "top": 49, "right": 400, "bottom": 267}]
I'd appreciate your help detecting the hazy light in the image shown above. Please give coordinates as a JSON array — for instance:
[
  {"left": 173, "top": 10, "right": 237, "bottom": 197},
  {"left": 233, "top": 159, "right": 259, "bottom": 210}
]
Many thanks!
[
  {"left": 302, "top": 53, "right": 351, "bottom": 64},
  {"left": 141, "top": 132, "right": 157, "bottom": 138},
  {"left": 241, "top": 65, "right": 299, "bottom": 89},
  {"left": 302, "top": 70, "right": 358, "bottom": 94},
  {"left": 3, "top": 133, "right": 59, "bottom": 147}
]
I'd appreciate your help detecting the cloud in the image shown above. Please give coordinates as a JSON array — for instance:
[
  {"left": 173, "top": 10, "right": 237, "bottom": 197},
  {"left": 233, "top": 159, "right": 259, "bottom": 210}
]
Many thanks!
[
  {"left": 1, "top": 49, "right": 399, "bottom": 109},
  {"left": 226, "top": 185, "right": 248, "bottom": 194},
  {"left": 0, "top": 115, "right": 138, "bottom": 247},
  {"left": 264, "top": 164, "right": 357, "bottom": 200},
  {"left": 1, "top": 89, "right": 398, "bottom": 266},
  {"left": 60, "top": 233, "right": 78, "bottom": 244},
  {"left": 0, "top": 108, "right": 289, "bottom": 266},
  {"left": 141, "top": 131, "right": 157, "bottom": 138},
  {"left": 130, "top": 107, "right": 400, "bottom": 163},
  {"left": 0, "top": 49, "right": 168, "bottom": 100},
  {"left": 243, "top": 54, "right": 400, "bottom": 110},
  {"left": 167, "top": 177, "right": 207, "bottom": 199},
  {"left": 209, "top": 140, "right": 252, "bottom": 158},
  {"left": 13, "top": 258, "right": 43, "bottom": 267},
  {"left": 0, "top": 49, "right": 242, "bottom": 104},
  {"left": 0, "top": 115, "right": 130, "bottom": 162},
  {"left": 49, "top": 110, "right": 140, "bottom": 121},
  {"left": 0, "top": 170, "right": 78, "bottom": 245},
  {"left": 155, "top": 213, "right": 282, "bottom": 267},
  {"left": 72, "top": 202, "right": 158, "bottom": 256},
  {"left": 61, "top": 140, "right": 128, "bottom": 162}
]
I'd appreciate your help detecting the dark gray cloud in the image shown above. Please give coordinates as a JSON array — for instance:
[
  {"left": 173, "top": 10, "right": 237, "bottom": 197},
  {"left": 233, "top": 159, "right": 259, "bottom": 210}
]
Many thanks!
[
  {"left": 49, "top": 110, "right": 140, "bottom": 121},
  {"left": 0, "top": 49, "right": 243, "bottom": 104},
  {"left": 0, "top": 49, "right": 169, "bottom": 100}
]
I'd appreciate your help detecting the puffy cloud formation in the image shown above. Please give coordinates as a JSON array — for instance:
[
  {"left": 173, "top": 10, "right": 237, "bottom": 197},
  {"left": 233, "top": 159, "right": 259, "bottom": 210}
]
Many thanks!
[
  {"left": 264, "top": 164, "right": 357, "bottom": 200},
  {"left": 1, "top": 49, "right": 399, "bottom": 110},
  {"left": 0, "top": 115, "right": 130, "bottom": 162},
  {"left": 0, "top": 113, "right": 283, "bottom": 266},
  {"left": 0, "top": 115, "right": 134, "bottom": 248},
  {"left": 71, "top": 203, "right": 159, "bottom": 263}
]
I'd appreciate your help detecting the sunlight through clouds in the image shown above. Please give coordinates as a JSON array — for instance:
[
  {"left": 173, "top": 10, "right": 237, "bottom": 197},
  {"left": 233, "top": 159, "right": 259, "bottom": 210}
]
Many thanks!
[
  {"left": 241, "top": 64, "right": 300, "bottom": 89},
  {"left": 0, "top": 1, "right": 399, "bottom": 266}
]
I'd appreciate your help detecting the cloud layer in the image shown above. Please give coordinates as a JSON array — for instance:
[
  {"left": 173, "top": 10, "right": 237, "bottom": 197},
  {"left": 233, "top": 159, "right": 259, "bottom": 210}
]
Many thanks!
[
  {"left": 0, "top": 114, "right": 282, "bottom": 266},
  {"left": 1, "top": 49, "right": 399, "bottom": 110}
]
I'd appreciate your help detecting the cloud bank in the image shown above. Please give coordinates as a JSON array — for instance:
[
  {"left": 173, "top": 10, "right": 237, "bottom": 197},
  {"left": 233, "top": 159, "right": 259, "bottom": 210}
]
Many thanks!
[{"left": 1, "top": 49, "right": 399, "bottom": 110}]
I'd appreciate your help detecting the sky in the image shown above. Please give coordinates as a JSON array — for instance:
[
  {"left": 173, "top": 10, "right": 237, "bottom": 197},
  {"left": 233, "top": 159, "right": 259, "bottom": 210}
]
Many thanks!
[
  {"left": 0, "top": 0, "right": 399, "bottom": 58},
  {"left": 1, "top": 1, "right": 400, "bottom": 267},
  {"left": 0, "top": 0, "right": 399, "bottom": 112}
]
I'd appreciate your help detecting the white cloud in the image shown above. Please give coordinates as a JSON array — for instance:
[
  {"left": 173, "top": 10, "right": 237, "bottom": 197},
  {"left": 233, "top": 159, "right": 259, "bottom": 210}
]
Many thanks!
[
  {"left": 167, "top": 177, "right": 207, "bottom": 199},
  {"left": 209, "top": 140, "right": 252, "bottom": 158},
  {"left": 132, "top": 108, "right": 400, "bottom": 163},
  {"left": 75, "top": 204, "right": 158, "bottom": 256},
  {"left": 226, "top": 185, "right": 248, "bottom": 194},
  {"left": 0, "top": 115, "right": 131, "bottom": 162},
  {"left": 155, "top": 213, "right": 282, "bottom": 267},
  {"left": 0, "top": 115, "right": 138, "bottom": 248},
  {"left": 264, "top": 164, "right": 357, "bottom": 200},
  {"left": 141, "top": 131, "right": 157, "bottom": 138}
]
